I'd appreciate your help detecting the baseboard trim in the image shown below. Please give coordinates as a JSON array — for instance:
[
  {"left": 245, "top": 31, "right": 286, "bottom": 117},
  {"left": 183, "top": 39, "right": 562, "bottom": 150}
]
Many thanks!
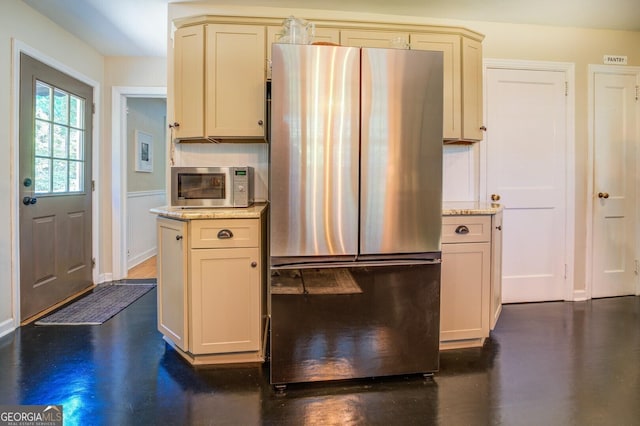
[
  {"left": 98, "top": 273, "right": 113, "bottom": 284},
  {"left": 128, "top": 248, "right": 157, "bottom": 270},
  {"left": 572, "top": 289, "right": 589, "bottom": 301},
  {"left": 0, "top": 318, "right": 16, "bottom": 338}
]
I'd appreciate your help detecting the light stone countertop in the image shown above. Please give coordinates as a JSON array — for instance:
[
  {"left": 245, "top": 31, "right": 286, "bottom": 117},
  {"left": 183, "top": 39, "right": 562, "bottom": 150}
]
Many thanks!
[
  {"left": 151, "top": 201, "right": 500, "bottom": 220},
  {"left": 442, "top": 201, "right": 503, "bottom": 216},
  {"left": 151, "top": 202, "right": 268, "bottom": 220}
]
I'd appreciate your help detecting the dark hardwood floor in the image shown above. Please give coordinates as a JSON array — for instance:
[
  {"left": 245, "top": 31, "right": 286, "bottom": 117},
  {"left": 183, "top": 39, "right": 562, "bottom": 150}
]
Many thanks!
[{"left": 0, "top": 291, "right": 639, "bottom": 425}]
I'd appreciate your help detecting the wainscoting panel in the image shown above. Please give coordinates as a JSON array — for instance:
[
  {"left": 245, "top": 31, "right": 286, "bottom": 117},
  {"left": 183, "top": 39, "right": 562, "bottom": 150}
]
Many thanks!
[{"left": 127, "top": 190, "right": 166, "bottom": 270}]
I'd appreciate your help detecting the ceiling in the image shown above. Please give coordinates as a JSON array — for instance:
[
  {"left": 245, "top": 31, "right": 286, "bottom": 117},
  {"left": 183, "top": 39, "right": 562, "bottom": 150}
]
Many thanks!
[{"left": 23, "top": 0, "right": 640, "bottom": 57}]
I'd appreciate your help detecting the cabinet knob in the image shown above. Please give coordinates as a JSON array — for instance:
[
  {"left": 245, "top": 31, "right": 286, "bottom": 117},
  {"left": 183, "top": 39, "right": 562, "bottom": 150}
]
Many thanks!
[
  {"left": 258, "top": 120, "right": 264, "bottom": 126},
  {"left": 251, "top": 261, "right": 257, "bottom": 268},
  {"left": 168, "top": 122, "right": 180, "bottom": 129},
  {"left": 480, "top": 126, "right": 487, "bottom": 131},
  {"left": 496, "top": 225, "right": 502, "bottom": 231},
  {"left": 491, "top": 194, "right": 501, "bottom": 201},
  {"left": 175, "top": 235, "right": 183, "bottom": 241},
  {"left": 455, "top": 225, "right": 470, "bottom": 235},
  {"left": 597, "top": 192, "right": 609, "bottom": 199}
]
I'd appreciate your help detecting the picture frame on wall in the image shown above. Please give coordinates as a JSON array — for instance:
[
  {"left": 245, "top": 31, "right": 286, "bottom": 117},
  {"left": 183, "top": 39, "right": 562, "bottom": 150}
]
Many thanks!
[{"left": 135, "top": 130, "right": 153, "bottom": 173}]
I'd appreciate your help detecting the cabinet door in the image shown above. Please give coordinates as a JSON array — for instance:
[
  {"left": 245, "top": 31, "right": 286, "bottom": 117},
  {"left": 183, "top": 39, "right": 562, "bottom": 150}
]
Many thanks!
[
  {"left": 411, "top": 33, "right": 461, "bottom": 141},
  {"left": 461, "top": 37, "right": 484, "bottom": 141},
  {"left": 190, "top": 247, "right": 261, "bottom": 354},
  {"left": 157, "top": 217, "right": 189, "bottom": 351},
  {"left": 440, "top": 242, "right": 491, "bottom": 345},
  {"left": 341, "top": 30, "right": 408, "bottom": 48},
  {"left": 173, "top": 25, "right": 205, "bottom": 139},
  {"left": 490, "top": 211, "right": 503, "bottom": 330},
  {"left": 266, "top": 26, "right": 340, "bottom": 77},
  {"left": 205, "top": 24, "right": 266, "bottom": 139}
]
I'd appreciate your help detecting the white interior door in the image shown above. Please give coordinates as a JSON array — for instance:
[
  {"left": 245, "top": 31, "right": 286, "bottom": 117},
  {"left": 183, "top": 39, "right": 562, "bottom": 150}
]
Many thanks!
[
  {"left": 485, "top": 65, "right": 569, "bottom": 303},
  {"left": 590, "top": 68, "right": 639, "bottom": 298}
]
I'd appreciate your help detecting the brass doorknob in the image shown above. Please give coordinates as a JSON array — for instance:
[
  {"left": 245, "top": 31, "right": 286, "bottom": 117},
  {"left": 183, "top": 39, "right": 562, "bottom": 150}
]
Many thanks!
[
  {"left": 598, "top": 192, "right": 610, "bottom": 199},
  {"left": 491, "top": 194, "right": 501, "bottom": 201}
]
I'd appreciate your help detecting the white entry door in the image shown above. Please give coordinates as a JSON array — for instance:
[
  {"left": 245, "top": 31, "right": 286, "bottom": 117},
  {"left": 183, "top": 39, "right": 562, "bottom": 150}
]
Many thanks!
[
  {"left": 590, "top": 67, "right": 639, "bottom": 298},
  {"left": 485, "top": 64, "right": 570, "bottom": 303}
]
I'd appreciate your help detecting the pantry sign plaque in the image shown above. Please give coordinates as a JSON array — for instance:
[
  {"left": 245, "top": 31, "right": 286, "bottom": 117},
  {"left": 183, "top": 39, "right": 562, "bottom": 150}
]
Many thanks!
[{"left": 603, "top": 55, "right": 628, "bottom": 65}]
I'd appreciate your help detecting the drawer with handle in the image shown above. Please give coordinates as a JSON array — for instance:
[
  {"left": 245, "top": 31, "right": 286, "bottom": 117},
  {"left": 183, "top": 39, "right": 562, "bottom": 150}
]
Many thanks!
[
  {"left": 442, "top": 215, "right": 491, "bottom": 244},
  {"left": 190, "top": 219, "right": 259, "bottom": 249}
]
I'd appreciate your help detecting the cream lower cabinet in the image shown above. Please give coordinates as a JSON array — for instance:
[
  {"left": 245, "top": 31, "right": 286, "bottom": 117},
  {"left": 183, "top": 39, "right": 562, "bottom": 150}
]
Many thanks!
[
  {"left": 490, "top": 211, "right": 503, "bottom": 330},
  {"left": 190, "top": 247, "right": 260, "bottom": 355},
  {"left": 157, "top": 217, "right": 189, "bottom": 351},
  {"left": 157, "top": 216, "right": 265, "bottom": 365},
  {"left": 440, "top": 214, "right": 501, "bottom": 349}
]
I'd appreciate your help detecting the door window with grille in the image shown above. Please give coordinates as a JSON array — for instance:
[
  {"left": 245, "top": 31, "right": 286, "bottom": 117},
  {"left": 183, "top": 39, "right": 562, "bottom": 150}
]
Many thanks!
[{"left": 34, "top": 80, "right": 86, "bottom": 194}]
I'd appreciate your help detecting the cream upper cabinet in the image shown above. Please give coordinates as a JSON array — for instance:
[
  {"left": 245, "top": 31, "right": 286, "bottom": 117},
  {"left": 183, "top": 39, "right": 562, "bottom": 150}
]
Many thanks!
[
  {"left": 341, "top": 29, "right": 408, "bottom": 48},
  {"left": 266, "top": 26, "right": 340, "bottom": 77},
  {"left": 411, "top": 34, "right": 461, "bottom": 141},
  {"left": 172, "top": 16, "right": 483, "bottom": 142},
  {"left": 205, "top": 24, "right": 266, "bottom": 140},
  {"left": 173, "top": 25, "right": 205, "bottom": 139},
  {"left": 411, "top": 33, "right": 484, "bottom": 142},
  {"left": 461, "top": 37, "right": 484, "bottom": 141},
  {"left": 172, "top": 23, "right": 267, "bottom": 141}
]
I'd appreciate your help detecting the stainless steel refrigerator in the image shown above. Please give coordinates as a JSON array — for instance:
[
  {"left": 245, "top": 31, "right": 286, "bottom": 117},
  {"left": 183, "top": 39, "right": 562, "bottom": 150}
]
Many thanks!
[{"left": 269, "top": 43, "right": 443, "bottom": 386}]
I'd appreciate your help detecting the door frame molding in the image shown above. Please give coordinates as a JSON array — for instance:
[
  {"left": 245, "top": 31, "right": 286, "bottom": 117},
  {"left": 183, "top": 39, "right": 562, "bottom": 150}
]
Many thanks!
[
  {"left": 481, "top": 58, "right": 576, "bottom": 300},
  {"left": 111, "top": 86, "right": 167, "bottom": 280},
  {"left": 9, "top": 39, "right": 101, "bottom": 331},
  {"left": 586, "top": 64, "right": 640, "bottom": 298}
]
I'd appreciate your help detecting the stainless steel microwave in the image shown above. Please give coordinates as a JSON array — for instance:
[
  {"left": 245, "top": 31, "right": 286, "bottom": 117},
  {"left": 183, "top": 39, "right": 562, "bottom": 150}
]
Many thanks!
[{"left": 171, "top": 167, "right": 254, "bottom": 208}]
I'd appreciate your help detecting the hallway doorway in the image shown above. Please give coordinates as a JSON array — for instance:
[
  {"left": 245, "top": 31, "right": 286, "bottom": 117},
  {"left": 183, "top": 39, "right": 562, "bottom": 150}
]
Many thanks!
[{"left": 112, "top": 87, "right": 167, "bottom": 281}]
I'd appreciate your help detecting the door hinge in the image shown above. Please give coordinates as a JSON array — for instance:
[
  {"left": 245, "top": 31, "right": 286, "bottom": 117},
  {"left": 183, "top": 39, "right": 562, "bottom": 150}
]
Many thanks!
[
  {"left": 565, "top": 82, "right": 569, "bottom": 97},
  {"left": 564, "top": 264, "right": 568, "bottom": 279},
  {"left": 91, "top": 180, "right": 95, "bottom": 191},
  {"left": 634, "top": 260, "right": 639, "bottom": 275},
  {"left": 92, "top": 257, "right": 96, "bottom": 269},
  {"left": 636, "top": 86, "right": 639, "bottom": 101},
  {"left": 92, "top": 103, "right": 96, "bottom": 114}
]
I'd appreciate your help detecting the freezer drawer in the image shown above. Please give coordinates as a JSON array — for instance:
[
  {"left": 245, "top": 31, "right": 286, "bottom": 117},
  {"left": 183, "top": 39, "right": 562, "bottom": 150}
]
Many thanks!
[{"left": 270, "top": 263, "right": 441, "bottom": 385}]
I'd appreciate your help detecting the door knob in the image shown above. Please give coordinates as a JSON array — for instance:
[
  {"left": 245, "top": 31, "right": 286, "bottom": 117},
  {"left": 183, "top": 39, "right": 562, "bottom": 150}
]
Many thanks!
[
  {"left": 598, "top": 192, "right": 610, "bottom": 199},
  {"left": 22, "top": 196, "right": 37, "bottom": 205},
  {"left": 491, "top": 194, "right": 501, "bottom": 201}
]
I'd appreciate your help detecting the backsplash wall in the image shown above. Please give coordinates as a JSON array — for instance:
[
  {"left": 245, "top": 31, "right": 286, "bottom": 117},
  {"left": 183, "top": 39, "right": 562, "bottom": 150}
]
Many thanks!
[{"left": 173, "top": 142, "right": 477, "bottom": 203}]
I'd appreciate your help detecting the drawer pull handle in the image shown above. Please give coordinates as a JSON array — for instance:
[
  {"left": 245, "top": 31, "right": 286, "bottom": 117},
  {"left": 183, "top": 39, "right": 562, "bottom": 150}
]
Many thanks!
[
  {"left": 455, "top": 225, "right": 470, "bottom": 235},
  {"left": 217, "top": 229, "right": 234, "bottom": 239}
]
